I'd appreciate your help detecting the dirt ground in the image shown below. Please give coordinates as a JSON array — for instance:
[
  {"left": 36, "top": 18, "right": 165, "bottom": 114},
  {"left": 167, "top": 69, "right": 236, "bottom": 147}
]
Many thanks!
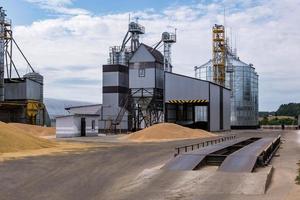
[{"left": 0, "top": 130, "right": 299, "bottom": 200}]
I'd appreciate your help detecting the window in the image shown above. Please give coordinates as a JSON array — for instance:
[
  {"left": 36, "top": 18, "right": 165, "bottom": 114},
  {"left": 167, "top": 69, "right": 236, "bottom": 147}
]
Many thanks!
[
  {"left": 138, "top": 68, "right": 145, "bottom": 77},
  {"left": 92, "top": 120, "right": 95, "bottom": 131}
]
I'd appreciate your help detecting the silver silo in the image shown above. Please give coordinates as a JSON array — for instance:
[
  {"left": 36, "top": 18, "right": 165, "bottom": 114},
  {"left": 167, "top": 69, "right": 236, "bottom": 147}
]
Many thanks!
[{"left": 195, "top": 53, "right": 259, "bottom": 128}]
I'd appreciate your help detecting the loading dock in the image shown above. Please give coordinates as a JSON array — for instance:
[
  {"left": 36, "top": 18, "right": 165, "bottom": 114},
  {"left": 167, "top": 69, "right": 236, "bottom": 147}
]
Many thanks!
[
  {"left": 164, "top": 72, "right": 231, "bottom": 132},
  {"left": 165, "top": 99, "right": 209, "bottom": 129}
]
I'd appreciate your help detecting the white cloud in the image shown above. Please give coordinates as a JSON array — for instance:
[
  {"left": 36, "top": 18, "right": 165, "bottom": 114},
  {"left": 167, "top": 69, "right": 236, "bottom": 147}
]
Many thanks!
[
  {"left": 11, "top": 0, "right": 300, "bottom": 110},
  {"left": 26, "top": 0, "right": 90, "bottom": 15}
]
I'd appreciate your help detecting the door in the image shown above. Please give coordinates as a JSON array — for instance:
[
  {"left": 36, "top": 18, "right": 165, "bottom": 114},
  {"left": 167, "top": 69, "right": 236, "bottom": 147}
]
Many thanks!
[{"left": 81, "top": 118, "right": 86, "bottom": 137}]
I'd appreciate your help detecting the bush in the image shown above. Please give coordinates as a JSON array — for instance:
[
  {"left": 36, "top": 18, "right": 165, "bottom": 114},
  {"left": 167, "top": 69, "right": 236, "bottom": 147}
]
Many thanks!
[{"left": 260, "top": 117, "right": 297, "bottom": 125}]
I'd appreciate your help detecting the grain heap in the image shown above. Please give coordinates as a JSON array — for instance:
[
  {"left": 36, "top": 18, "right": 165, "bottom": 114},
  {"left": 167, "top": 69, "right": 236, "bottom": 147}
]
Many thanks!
[
  {"left": 9, "top": 123, "right": 55, "bottom": 137},
  {"left": 124, "top": 123, "right": 216, "bottom": 142},
  {"left": 0, "top": 122, "right": 55, "bottom": 153}
]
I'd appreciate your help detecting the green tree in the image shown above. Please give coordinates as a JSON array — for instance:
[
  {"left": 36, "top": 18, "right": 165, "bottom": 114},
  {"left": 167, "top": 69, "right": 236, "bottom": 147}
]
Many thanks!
[{"left": 276, "top": 103, "right": 300, "bottom": 117}]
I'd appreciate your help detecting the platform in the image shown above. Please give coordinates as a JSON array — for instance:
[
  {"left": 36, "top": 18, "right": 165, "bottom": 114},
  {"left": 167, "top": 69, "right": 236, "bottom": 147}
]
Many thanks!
[
  {"left": 163, "top": 137, "right": 251, "bottom": 170},
  {"left": 163, "top": 136, "right": 281, "bottom": 172},
  {"left": 219, "top": 137, "right": 281, "bottom": 172}
]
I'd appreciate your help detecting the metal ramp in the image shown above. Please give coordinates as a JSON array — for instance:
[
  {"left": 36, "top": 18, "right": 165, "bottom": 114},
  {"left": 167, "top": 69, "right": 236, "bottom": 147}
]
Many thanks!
[
  {"left": 219, "top": 136, "right": 281, "bottom": 173},
  {"left": 163, "top": 136, "right": 281, "bottom": 172},
  {"left": 163, "top": 137, "right": 251, "bottom": 170}
]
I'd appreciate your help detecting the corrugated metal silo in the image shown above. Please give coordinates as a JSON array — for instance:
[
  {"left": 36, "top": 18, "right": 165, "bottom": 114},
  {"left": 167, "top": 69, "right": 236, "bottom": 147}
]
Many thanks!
[{"left": 23, "top": 72, "right": 44, "bottom": 102}]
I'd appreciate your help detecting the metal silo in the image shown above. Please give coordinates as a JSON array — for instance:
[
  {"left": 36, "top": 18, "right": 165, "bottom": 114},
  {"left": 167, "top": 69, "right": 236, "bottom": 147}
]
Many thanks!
[
  {"left": 228, "top": 55, "right": 259, "bottom": 127},
  {"left": 23, "top": 72, "right": 44, "bottom": 102},
  {"left": 195, "top": 54, "right": 259, "bottom": 128}
]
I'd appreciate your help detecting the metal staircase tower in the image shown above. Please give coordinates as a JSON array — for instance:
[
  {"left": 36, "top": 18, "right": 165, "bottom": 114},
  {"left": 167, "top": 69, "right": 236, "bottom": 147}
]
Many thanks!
[{"left": 212, "top": 24, "right": 226, "bottom": 86}]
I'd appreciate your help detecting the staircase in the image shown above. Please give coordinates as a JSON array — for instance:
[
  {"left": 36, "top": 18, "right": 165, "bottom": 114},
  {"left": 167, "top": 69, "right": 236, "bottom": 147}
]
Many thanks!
[{"left": 109, "top": 95, "right": 130, "bottom": 133}]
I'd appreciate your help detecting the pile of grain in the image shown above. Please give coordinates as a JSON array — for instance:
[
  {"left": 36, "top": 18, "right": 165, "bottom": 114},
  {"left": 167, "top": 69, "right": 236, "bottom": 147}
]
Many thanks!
[
  {"left": 0, "top": 122, "right": 55, "bottom": 153},
  {"left": 123, "top": 123, "right": 216, "bottom": 142},
  {"left": 9, "top": 123, "right": 55, "bottom": 137}
]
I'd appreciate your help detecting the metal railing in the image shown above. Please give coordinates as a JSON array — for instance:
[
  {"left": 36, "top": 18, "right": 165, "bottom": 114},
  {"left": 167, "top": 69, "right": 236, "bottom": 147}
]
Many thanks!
[
  {"left": 261, "top": 125, "right": 299, "bottom": 130},
  {"left": 174, "top": 135, "right": 236, "bottom": 157},
  {"left": 256, "top": 135, "right": 281, "bottom": 167}
]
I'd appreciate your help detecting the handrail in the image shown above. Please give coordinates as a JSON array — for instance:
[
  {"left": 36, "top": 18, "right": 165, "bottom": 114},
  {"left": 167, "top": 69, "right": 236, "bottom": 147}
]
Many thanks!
[{"left": 174, "top": 135, "right": 236, "bottom": 157}]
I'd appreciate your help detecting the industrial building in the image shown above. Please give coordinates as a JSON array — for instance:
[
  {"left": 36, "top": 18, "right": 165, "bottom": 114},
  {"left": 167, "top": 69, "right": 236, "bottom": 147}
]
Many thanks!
[
  {"left": 194, "top": 24, "right": 259, "bottom": 129},
  {"left": 98, "top": 21, "right": 231, "bottom": 133},
  {"left": 164, "top": 72, "right": 231, "bottom": 131},
  {"left": 0, "top": 7, "right": 49, "bottom": 125},
  {"left": 56, "top": 104, "right": 101, "bottom": 138}
]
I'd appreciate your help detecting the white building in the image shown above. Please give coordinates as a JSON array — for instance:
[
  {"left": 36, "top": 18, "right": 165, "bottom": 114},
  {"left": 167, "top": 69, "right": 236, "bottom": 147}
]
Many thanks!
[{"left": 56, "top": 104, "right": 101, "bottom": 138}]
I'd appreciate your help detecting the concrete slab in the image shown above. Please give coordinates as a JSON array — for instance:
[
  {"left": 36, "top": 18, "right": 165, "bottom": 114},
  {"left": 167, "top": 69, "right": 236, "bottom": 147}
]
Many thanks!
[
  {"left": 117, "top": 165, "right": 273, "bottom": 200},
  {"left": 195, "top": 166, "right": 273, "bottom": 195},
  {"left": 285, "top": 185, "right": 300, "bottom": 200}
]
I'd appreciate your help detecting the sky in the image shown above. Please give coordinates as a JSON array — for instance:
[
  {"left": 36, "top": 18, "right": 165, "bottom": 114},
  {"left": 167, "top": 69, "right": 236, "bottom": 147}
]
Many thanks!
[{"left": 0, "top": 0, "right": 299, "bottom": 111}]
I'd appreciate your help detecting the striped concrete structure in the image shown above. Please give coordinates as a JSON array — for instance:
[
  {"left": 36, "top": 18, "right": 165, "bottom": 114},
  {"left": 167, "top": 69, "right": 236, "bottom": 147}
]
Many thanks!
[
  {"left": 100, "top": 64, "right": 129, "bottom": 132},
  {"left": 168, "top": 99, "right": 209, "bottom": 104}
]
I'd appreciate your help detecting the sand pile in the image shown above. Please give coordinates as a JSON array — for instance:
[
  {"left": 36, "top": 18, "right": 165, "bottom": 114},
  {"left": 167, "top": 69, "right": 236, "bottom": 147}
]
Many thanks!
[
  {"left": 123, "top": 123, "right": 216, "bottom": 142},
  {"left": 9, "top": 123, "right": 55, "bottom": 137},
  {"left": 0, "top": 122, "right": 55, "bottom": 153}
]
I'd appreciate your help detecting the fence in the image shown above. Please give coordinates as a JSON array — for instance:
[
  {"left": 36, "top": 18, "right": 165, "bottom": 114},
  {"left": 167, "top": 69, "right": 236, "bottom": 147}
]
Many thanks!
[{"left": 261, "top": 125, "right": 299, "bottom": 130}]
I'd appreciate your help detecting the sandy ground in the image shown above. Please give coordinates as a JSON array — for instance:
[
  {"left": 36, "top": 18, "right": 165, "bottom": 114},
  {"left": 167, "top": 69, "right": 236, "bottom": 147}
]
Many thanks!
[
  {"left": 0, "top": 141, "right": 108, "bottom": 162},
  {"left": 123, "top": 123, "right": 215, "bottom": 142},
  {"left": 0, "top": 122, "right": 55, "bottom": 153},
  {"left": 9, "top": 123, "right": 55, "bottom": 136},
  {"left": 285, "top": 185, "right": 300, "bottom": 200},
  {"left": 0, "top": 130, "right": 299, "bottom": 200}
]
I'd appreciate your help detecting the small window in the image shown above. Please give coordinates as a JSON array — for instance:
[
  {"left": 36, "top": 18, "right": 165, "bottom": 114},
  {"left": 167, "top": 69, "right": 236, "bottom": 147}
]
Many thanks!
[
  {"left": 138, "top": 68, "right": 145, "bottom": 77},
  {"left": 92, "top": 120, "right": 95, "bottom": 130}
]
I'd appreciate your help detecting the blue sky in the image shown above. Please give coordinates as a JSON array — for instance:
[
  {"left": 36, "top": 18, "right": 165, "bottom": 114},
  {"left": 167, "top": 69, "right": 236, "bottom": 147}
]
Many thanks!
[
  {"left": 2, "top": 0, "right": 262, "bottom": 24},
  {"left": 2, "top": 0, "right": 201, "bottom": 25},
  {"left": 1, "top": 0, "right": 45, "bottom": 25},
  {"left": 1, "top": 0, "right": 300, "bottom": 111}
]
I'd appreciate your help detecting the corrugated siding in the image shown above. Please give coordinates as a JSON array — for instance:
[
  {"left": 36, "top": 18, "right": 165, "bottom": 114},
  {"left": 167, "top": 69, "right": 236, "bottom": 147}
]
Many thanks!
[
  {"left": 4, "top": 79, "right": 42, "bottom": 101},
  {"left": 223, "top": 88, "right": 231, "bottom": 130},
  {"left": 4, "top": 81, "right": 26, "bottom": 100},
  {"left": 26, "top": 79, "right": 42, "bottom": 101},
  {"left": 165, "top": 73, "right": 209, "bottom": 101},
  {"left": 209, "top": 84, "right": 220, "bottom": 131}
]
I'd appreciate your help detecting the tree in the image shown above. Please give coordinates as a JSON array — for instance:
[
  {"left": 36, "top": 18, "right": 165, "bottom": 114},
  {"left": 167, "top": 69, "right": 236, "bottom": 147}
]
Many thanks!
[{"left": 276, "top": 103, "right": 300, "bottom": 117}]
